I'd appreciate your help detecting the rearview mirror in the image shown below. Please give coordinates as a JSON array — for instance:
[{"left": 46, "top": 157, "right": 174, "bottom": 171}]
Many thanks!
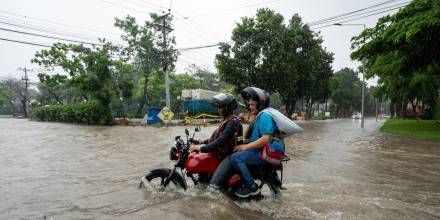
[
  {"left": 185, "top": 128, "right": 189, "bottom": 136},
  {"left": 195, "top": 126, "right": 201, "bottom": 132}
]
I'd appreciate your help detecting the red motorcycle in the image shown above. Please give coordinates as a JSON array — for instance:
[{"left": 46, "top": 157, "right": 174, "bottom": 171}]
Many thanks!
[{"left": 139, "top": 127, "right": 289, "bottom": 200}]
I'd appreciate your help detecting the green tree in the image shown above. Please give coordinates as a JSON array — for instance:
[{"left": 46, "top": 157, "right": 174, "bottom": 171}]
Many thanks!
[
  {"left": 330, "top": 68, "right": 362, "bottom": 117},
  {"left": 216, "top": 8, "right": 333, "bottom": 116},
  {"left": 303, "top": 47, "right": 334, "bottom": 118},
  {"left": 0, "top": 82, "right": 16, "bottom": 114},
  {"left": 186, "top": 64, "right": 233, "bottom": 92},
  {"left": 351, "top": 0, "right": 440, "bottom": 118},
  {"left": 1, "top": 78, "right": 29, "bottom": 116},
  {"left": 32, "top": 43, "right": 119, "bottom": 124},
  {"left": 37, "top": 73, "right": 68, "bottom": 104},
  {"left": 115, "top": 13, "right": 177, "bottom": 116}
]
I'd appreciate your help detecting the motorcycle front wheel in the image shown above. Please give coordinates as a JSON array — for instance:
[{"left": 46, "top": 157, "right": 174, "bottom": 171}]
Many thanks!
[{"left": 139, "top": 168, "right": 187, "bottom": 190}]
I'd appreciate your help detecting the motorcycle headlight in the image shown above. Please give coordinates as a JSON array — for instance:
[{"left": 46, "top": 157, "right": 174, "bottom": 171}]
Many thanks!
[{"left": 169, "top": 146, "right": 179, "bottom": 160}]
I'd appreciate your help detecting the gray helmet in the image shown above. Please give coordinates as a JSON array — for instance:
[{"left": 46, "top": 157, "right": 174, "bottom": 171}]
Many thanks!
[
  {"left": 241, "top": 87, "right": 270, "bottom": 111},
  {"left": 210, "top": 93, "right": 238, "bottom": 116}
]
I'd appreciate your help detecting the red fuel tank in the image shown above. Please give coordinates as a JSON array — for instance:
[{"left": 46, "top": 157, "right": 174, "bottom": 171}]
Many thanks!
[{"left": 185, "top": 153, "right": 220, "bottom": 174}]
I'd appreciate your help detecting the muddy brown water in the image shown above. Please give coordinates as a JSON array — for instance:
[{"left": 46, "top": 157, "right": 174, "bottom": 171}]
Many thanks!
[{"left": 1, "top": 118, "right": 439, "bottom": 219}]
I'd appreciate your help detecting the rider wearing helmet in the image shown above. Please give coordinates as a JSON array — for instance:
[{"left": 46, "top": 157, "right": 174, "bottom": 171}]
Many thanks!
[
  {"left": 190, "top": 93, "right": 243, "bottom": 190},
  {"left": 231, "top": 87, "right": 278, "bottom": 198}
]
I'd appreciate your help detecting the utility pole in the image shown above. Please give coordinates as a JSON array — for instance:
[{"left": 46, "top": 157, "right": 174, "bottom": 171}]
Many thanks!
[
  {"left": 375, "top": 98, "right": 378, "bottom": 122},
  {"left": 19, "top": 67, "right": 32, "bottom": 117},
  {"left": 155, "top": 11, "right": 173, "bottom": 108},
  {"left": 334, "top": 23, "right": 366, "bottom": 128}
]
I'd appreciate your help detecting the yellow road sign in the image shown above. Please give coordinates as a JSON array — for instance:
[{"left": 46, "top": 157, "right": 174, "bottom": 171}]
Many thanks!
[{"left": 158, "top": 106, "right": 174, "bottom": 124}]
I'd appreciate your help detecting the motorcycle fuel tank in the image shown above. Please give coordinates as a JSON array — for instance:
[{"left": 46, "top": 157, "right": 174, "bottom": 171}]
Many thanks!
[{"left": 185, "top": 153, "right": 220, "bottom": 174}]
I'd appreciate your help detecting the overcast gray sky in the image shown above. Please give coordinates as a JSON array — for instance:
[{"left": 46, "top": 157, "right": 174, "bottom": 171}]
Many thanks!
[{"left": 1, "top": 0, "right": 409, "bottom": 85}]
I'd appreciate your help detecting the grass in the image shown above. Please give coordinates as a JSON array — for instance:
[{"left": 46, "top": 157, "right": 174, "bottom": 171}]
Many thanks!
[{"left": 380, "top": 119, "right": 440, "bottom": 142}]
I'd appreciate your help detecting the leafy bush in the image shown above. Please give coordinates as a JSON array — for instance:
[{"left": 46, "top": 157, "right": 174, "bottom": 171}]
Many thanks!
[{"left": 31, "top": 101, "right": 112, "bottom": 125}]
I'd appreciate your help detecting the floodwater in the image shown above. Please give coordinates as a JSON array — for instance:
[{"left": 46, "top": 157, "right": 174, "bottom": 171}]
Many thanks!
[{"left": 0, "top": 118, "right": 439, "bottom": 219}]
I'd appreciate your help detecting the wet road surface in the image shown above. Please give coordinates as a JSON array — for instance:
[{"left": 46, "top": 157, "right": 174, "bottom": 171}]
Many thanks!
[{"left": 1, "top": 118, "right": 439, "bottom": 219}]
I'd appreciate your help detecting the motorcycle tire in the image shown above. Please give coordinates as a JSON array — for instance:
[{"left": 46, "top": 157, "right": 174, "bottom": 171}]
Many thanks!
[
  {"left": 141, "top": 168, "right": 187, "bottom": 190},
  {"left": 227, "top": 177, "right": 280, "bottom": 201},
  {"left": 254, "top": 177, "right": 280, "bottom": 199}
]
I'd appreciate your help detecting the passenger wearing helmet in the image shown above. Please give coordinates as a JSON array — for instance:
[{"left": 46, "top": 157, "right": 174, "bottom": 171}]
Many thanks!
[
  {"left": 190, "top": 93, "right": 243, "bottom": 190},
  {"left": 231, "top": 87, "right": 279, "bottom": 198}
]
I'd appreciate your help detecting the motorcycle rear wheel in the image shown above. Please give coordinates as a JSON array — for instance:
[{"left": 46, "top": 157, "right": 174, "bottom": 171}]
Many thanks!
[
  {"left": 227, "top": 177, "right": 280, "bottom": 201},
  {"left": 254, "top": 178, "right": 280, "bottom": 199}
]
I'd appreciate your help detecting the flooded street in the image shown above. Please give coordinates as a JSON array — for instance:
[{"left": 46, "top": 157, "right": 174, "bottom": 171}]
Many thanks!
[{"left": 1, "top": 118, "right": 439, "bottom": 219}]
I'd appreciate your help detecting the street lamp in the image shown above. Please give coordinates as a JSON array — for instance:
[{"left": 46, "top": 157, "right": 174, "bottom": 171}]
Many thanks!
[{"left": 334, "top": 23, "right": 366, "bottom": 128}]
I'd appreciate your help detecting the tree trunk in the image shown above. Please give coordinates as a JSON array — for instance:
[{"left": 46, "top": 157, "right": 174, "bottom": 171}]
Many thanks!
[
  {"left": 21, "top": 99, "right": 27, "bottom": 117},
  {"left": 48, "top": 89, "right": 63, "bottom": 104},
  {"left": 136, "top": 74, "right": 149, "bottom": 116},
  {"left": 305, "top": 98, "right": 314, "bottom": 120},
  {"left": 280, "top": 94, "right": 296, "bottom": 119},
  {"left": 8, "top": 100, "right": 15, "bottom": 115}
]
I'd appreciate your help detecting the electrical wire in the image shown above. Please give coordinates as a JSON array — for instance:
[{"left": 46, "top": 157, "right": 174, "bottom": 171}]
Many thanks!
[
  {"left": 0, "top": 10, "right": 120, "bottom": 37},
  {"left": 0, "top": 37, "right": 51, "bottom": 47},
  {"left": 0, "top": 19, "right": 101, "bottom": 42},
  {"left": 172, "top": 20, "right": 217, "bottom": 44},
  {"left": 101, "top": 0, "right": 226, "bottom": 43},
  {"left": 308, "top": 1, "right": 410, "bottom": 26},
  {"left": 183, "top": 0, "right": 280, "bottom": 19},
  {"left": 0, "top": 27, "right": 103, "bottom": 46},
  {"left": 312, "top": 6, "right": 406, "bottom": 29},
  {"left": 173, "top": 16, "right": 225, "bottom": 42},
  {"left": 307, "top": 0, "right": 403, "bottom": 25},
  {"left": 113, "top": 0, "right": 167, "bottom": 13},
  {"left": 177, "top": 43, "right": 220, "bottom": 52}
]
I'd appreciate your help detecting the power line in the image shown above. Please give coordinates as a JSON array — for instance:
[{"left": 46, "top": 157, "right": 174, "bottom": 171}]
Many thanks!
[
  {"left": 0, "top": 19, "right": 103, "bottom": 42},
  {"left": 0, "top": 27, "right": 103, "bottom": 46},
  {"left": 0, "top": 37, "right": 51, "bottom": 47},
  {"left": 173, "top": 16, "right": 225, "bottom": 42},
  {"left": 183, "top": 0, "right": 281, "bottom": 19},
  {"left": 308, "top": 1, "right": 410, "bottom": 26},
  {"left": 100, "top": 0, "right": 226, "bottom": 43},
  {"left": 0, "top": 10, "right": 120, "bottom": 38},
  {"left": 100, "top": 0, "right": 152, "bottom": 14},
  {"left": 177, "top": 43, "right": 220, "bottom": 52},
  {"left": 178, "top": 46, "right": 220, "bottom": 54},
  {"left": 0, "top": 20, "right": 97, "bottom": 40},
  {"left": 137, "top": 0, "right": 169, "bottom": 11},
  {"left": 307, "top": 0, "right": 403, "bottom": 26},
  {"left": 112, "top": 0, "right": 166, "bottom": 13},
  {"left": 172, "top": 21, "right": 217, "bottom": 44},
  {"left": 312, "top": 6, "right": 406, "bottom": 29}
]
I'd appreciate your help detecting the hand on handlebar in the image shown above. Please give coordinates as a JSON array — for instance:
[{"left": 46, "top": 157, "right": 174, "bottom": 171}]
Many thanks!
[
  {"left": 189, "top": 145, "right": 201, "bottom": 153},
  {"left": 190, "top": 138, "right": 203, "bottom": 145}
]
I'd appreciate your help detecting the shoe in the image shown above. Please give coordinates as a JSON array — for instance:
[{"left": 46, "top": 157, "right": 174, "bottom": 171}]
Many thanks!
[{"left": 234, "top": 184, "right": 260, "bottom": 198}]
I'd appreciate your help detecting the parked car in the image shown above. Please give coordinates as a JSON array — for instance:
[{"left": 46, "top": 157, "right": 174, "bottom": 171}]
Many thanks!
[{"left": 352, "top": 112, "right": 362, "bottom": 119}]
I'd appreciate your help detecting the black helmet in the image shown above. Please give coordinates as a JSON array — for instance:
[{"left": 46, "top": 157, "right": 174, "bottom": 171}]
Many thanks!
[
  {"left": 241, "top": 87, "right": 270, "bottom": 111},
  {"left": 210, "top": 93, "right": 238, "bottom": 117}
]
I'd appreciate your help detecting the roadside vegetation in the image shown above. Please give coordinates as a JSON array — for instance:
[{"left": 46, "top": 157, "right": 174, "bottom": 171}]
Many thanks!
[{"left": 380, "top": 119, "right": 440, "bottom": 142}]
